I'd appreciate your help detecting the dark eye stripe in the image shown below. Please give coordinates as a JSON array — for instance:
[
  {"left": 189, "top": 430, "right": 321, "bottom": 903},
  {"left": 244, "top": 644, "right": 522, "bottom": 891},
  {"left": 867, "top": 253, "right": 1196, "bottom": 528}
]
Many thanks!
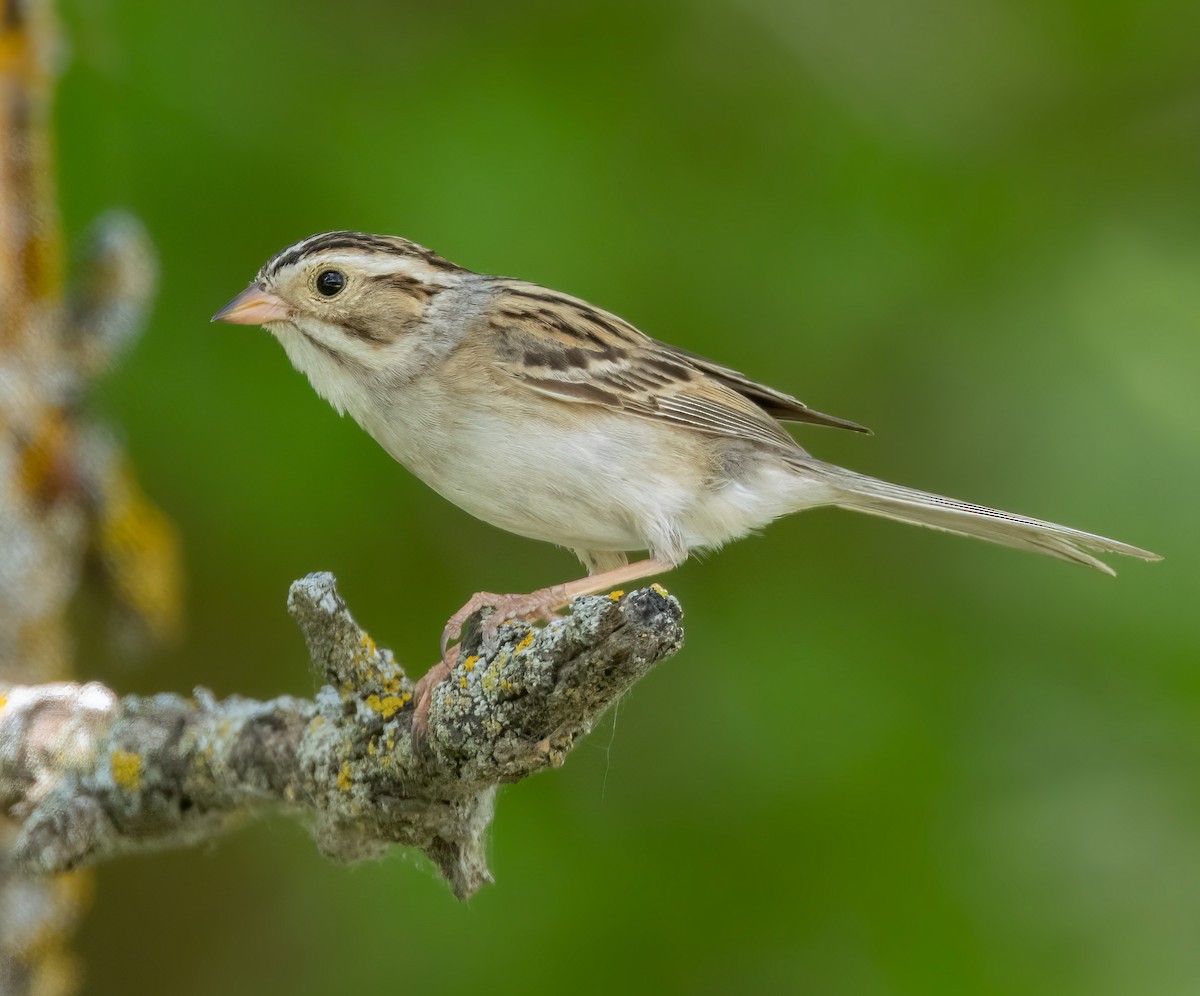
[{"left": 368, "top": 272, "right": 441, "bottom": 302}]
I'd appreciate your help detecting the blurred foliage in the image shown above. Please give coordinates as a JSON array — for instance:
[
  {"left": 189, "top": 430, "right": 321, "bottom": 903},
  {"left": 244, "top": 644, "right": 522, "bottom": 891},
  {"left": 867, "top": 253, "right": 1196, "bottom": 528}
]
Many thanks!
[{"left": 53, "top": 0, "right": 1196, "bottom": 993}]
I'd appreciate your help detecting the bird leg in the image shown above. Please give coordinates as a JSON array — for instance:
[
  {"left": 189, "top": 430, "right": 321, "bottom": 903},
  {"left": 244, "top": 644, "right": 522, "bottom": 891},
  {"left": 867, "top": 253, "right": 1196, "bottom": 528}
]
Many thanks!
[
  {"left": 411, "top": 558, "right": 673, "bottom": 741},
  {"left": 440, "top": 557, "right": 675, "bottom": 658}
]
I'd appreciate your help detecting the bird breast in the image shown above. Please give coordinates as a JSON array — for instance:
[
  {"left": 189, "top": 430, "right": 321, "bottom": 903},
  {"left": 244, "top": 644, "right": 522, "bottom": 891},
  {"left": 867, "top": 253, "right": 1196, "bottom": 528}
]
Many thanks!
[{"left": 356, "top": 373, "right": 817, "bottom": 561}]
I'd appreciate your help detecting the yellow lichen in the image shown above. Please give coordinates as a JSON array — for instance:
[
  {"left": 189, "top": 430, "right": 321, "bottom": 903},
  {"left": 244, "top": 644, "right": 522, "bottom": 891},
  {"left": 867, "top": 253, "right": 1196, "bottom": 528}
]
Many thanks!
[
  {"left": 367, "top": 740, "right": 377, "bottom": 756},
  {"left": 0, "top": 692, "right": 6, "bottom": 711},
  {"left": 337, "top": 762, "right": 353, "bottom": 791},
  {"left": 309, "top": 716, "right": 325, "bottom": 731},
  {"left": 463, "top": 655, "right": 479, "bottom": 672},
  {"left": 609, "top": 589, "right": 625, "bottom": 601},
  {"left": 110, "top": 749, "right": 142, "bottom": 791},
  {"left": 365, "top": 693, "right": 409, "bottom": 718},
  {"left": 651, "top": 582, "right": 669, "bottom": 596},
  {"left": 515, "top": 632, "right": 534, "bottom": 653},
  {"left": 458, "top": 677, "right": 467, "bottom": 689},
  {"left": 358, "top": 633, "right": 377, "bottom": 656}
]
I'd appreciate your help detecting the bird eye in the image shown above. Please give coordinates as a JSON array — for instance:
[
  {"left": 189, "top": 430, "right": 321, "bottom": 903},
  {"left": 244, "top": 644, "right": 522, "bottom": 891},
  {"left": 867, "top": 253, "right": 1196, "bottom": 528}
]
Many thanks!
[{"left": 315, "top": 269, "right": 346, "bottom": 297}]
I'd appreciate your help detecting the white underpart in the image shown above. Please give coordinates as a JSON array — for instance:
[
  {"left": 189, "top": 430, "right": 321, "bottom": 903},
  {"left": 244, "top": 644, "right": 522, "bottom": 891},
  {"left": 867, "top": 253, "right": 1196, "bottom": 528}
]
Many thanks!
[
  {"left": 271, "top": 318, "right": 376, "bottom": 416},
  {"left": 269, "top": 313, "right": 832, "bottom": 564},
  {"left": 360, "top": 375, "right": 831, "bottom": 563}
]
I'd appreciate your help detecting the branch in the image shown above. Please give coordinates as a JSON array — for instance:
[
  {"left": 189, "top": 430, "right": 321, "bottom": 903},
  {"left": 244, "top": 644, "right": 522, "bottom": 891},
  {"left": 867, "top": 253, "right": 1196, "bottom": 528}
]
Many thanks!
[{"left": 0, "top": 575, "right": 683, "bottom": 898}]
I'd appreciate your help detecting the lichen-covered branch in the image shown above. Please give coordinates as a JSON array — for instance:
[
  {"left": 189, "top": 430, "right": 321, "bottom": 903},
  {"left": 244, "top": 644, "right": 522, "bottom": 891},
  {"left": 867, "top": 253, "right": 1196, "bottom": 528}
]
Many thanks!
[{"left": 0, "top": 574, "right": 683, "bottom": 899}]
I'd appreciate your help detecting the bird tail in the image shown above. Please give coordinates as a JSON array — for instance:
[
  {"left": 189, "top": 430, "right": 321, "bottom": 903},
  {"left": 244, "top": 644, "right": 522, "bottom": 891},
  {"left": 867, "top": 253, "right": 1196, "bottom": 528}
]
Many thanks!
[{"left": 797, "top": 460, "right": 1161, "bottom": 575}]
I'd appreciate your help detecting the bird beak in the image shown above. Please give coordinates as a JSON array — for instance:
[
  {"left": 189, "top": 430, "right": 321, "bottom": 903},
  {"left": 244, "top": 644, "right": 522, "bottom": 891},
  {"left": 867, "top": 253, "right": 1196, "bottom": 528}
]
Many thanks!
[{"left": 211, "top": 285, "right": 291, "bottom": 325}]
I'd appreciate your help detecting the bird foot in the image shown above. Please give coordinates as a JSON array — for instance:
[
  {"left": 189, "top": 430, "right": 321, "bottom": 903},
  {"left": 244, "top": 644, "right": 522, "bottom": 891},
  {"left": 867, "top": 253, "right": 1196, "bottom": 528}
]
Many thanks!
[
  {"left": 410, "top": 657, "right": 451, "bottom": 746},
  {"left": 439, "top": 587, "right": 568, "bottom": 658},
  {"left": 412, "top": 587, "right": 569, "bottom": 746}
]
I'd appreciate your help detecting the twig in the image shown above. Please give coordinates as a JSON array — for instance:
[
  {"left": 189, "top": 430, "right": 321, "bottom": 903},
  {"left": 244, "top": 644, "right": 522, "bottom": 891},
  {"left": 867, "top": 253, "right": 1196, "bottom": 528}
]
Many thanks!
[{"left": 0, "top": 575, "right": 683, "bottom": 899}]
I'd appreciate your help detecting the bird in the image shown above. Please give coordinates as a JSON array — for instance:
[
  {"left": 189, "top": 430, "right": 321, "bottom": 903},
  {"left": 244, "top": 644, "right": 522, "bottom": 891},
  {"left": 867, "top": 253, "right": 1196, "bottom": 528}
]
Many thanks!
[{"left": 213, "top": 230, "right": 1160, "bottom": 701}]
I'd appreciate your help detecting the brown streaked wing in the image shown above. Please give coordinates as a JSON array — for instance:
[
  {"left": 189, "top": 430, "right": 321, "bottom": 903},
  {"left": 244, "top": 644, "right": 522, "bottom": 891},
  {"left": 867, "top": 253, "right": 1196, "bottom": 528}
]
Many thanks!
[
  {"left": 485, "top": 283, "right": 803, "bottom": 450},
  {"left": 654, "top": 341, "right": 871, "bottom": 434}
]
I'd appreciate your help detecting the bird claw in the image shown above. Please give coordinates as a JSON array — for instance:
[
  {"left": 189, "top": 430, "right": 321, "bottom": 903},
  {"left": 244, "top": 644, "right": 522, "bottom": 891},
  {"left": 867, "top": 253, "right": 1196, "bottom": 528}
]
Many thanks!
[
  {"left": 410, "top": 656, "right": 451, "bottom": 746},
  {"left": 414, "top": 587, "right": 567, "bottom": 747},
  {"left": 440, "top": 587, "right": 567, "bottom": 658},
  {"left": 439, "top": 591, "right": 503, "bottom": 658}
]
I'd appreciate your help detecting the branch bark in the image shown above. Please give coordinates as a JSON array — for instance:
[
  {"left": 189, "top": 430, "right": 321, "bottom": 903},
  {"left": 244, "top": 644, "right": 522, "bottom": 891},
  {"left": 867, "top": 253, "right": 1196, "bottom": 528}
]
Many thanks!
[{"left": 0, "top": 575, "right": 684, "bottom": 899}]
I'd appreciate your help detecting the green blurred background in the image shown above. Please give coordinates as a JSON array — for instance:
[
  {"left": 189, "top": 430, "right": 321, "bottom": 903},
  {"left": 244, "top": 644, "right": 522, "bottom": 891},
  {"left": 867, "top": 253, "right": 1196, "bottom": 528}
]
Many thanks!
[{"left": 54, "top": 0, "right": 1196, "bottom": 992}]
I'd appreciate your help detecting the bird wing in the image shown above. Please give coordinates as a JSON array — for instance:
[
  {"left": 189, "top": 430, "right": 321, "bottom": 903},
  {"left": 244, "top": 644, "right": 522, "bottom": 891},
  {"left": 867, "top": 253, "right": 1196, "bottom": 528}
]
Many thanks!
[
  {"left": 481, "top": 280, "right": 867, "bottom": 449},
  {"left": 652, "top": 342, "right": 870, "bottom": 434}
]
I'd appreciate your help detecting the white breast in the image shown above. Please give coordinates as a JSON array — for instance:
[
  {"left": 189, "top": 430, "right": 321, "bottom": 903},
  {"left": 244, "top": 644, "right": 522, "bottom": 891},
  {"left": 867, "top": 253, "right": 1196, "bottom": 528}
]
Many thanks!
[
  {"left": 273, "top": 322, "right": 831, "bottom": 563},
  {"left": 363, "top": 376, "right": 830, "bottom": 563}
]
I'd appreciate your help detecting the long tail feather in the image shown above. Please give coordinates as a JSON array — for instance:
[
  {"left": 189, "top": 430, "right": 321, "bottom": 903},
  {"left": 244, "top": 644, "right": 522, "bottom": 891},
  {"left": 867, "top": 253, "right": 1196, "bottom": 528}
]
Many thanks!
[{"left": 803, "top": 461, "right": 1161, "bottom": 575}]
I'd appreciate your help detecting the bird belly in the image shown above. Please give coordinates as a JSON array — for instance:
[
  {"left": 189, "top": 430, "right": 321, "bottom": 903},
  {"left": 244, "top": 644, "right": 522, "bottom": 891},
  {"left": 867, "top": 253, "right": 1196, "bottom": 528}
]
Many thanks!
[
  {"left": 361, "top": 388, "right": 742, "bottom": 558},
  {"left": 361, "top": 384, "right": 840, "bottom": 566}
]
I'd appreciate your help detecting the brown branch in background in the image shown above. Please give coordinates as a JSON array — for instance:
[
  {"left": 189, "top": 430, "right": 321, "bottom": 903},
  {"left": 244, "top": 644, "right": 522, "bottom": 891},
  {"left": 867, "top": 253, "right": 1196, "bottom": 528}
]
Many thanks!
[
  {"left": 1, "top": 0, "right": 180, "bottom": 992},
  {"left": 0, "top": 576, "right": 683, "bottom": 900}
]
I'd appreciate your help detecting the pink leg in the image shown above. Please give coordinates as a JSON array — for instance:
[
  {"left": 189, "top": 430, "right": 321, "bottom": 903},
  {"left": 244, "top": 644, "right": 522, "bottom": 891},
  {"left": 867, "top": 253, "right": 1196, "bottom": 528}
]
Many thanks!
[
  {"left": 439, "top": 557, "right": 675, "bottom": 657},
  {"left": 410, "top": 659, "right": 450, "bottom": 742},
  {"left": 412, "top": 558, "right": 674, "bottom": 743}
]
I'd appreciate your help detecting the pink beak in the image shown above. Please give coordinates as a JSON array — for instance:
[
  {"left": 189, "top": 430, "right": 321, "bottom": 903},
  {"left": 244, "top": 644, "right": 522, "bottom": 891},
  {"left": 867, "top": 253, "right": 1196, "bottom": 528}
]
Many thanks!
[{"left": 211, "top": 285, "right": 291, "bottom": 325}]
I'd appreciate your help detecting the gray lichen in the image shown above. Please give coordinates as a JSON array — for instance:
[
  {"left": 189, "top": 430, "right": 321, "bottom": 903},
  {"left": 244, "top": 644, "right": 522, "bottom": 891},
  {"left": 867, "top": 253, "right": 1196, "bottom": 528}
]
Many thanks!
[{"left": 0, "top": 573, "right": 684, "bottom": 899}]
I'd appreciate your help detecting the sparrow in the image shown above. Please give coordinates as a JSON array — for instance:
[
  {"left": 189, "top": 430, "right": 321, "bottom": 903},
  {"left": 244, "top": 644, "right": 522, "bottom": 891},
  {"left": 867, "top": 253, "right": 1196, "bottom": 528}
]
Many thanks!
[{"left": 214, "top": 231, "right": 1160, "bottom": 706}]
